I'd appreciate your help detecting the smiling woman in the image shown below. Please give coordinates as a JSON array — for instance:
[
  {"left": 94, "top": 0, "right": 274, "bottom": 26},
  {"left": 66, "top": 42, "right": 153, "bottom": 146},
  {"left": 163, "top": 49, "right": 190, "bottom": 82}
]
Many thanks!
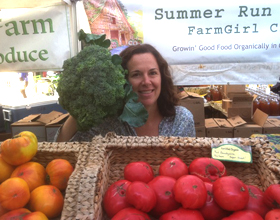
[
  {"left": 56, "top": 43, "right": 196, "bottom": 142},
  {"left": 119, "top": 44, "right": 196, "bottom": 137},
  {"left": 126, "top": 53, "right": 161, "bottom": 108}
]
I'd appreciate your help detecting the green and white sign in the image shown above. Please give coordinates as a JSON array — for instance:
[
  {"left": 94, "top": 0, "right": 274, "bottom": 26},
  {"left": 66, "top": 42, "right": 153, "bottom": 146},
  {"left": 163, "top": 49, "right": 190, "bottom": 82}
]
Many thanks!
[
  {"left": 143, "top": 0, "right": 280, "bottom": 65},
  {"left": 212, "top": 144, "right": 252, "bottom": 163},
  {"left": 0, "top": 4, "right": 73, "bottom": 72}
]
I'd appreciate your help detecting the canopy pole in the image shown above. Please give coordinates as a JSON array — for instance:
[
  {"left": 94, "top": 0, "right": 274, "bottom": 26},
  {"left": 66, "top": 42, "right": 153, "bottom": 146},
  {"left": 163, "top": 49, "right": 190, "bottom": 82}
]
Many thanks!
[{"left": 70, "top": 1, "right": 79, "bottom": 56}]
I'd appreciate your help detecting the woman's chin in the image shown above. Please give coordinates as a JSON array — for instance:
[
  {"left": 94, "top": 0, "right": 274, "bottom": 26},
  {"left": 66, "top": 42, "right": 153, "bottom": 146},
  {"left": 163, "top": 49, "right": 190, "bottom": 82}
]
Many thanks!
[{"left": 141, "top": 101, "right": 157, "bottom": 109}]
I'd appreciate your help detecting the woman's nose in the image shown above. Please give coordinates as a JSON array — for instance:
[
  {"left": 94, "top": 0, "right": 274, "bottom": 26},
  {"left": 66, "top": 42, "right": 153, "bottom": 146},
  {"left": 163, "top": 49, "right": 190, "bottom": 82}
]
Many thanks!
[{"left": 142, "top": 74, "right": 151, "bottom": 85}]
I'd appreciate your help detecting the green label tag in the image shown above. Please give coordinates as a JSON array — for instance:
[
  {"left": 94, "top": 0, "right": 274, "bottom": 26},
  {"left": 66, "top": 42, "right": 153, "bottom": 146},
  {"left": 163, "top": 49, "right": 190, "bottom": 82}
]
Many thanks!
[{"left": 211, "top": 144, "right": 252, "bottom": 163}]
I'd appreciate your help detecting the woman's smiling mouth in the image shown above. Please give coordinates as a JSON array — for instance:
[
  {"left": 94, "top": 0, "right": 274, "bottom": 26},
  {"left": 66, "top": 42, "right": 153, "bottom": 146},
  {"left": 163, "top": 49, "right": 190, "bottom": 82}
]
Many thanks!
[{"left": 139, "top": 90, "right": 154, "bottom": 94}]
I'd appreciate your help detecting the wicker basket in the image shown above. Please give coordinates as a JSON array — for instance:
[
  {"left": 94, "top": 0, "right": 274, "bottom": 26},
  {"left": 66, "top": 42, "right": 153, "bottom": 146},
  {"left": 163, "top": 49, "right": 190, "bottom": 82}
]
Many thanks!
[
  {"left": 90, "top": 134, "right": 280, "bottom": 220},
  {"left": 0, "top": 141, "right": 105, "bottom": 220},
  {"left": 1, "top": 136, "right": 280, "bottom": 220},
  {"left": 43, "top": 141, "right": 106, "bottom": 220}
]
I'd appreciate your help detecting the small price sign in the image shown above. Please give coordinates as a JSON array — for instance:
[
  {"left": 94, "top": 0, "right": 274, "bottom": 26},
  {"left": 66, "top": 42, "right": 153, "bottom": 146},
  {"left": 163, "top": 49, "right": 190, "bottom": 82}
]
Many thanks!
[{"left": 211, "top": 144, "right": 252, "bottom": 163}]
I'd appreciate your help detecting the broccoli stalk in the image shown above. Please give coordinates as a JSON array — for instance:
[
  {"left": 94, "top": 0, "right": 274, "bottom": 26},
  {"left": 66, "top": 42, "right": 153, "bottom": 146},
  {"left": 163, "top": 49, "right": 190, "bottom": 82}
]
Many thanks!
[{"left": 57, "top": 31, "right": 148, "bottom": 131}]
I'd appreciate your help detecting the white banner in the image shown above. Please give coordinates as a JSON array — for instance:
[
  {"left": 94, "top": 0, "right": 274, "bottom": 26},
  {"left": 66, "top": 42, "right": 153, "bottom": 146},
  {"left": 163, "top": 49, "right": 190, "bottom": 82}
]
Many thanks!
[
  {"left": 142, "top": 0, "right": 280, "bottom": 65},
  {"left": 0, "top": 4, "right": 72, "bottom": 72},
  {"left": 171, "top": 62, "right": 280, "bottom": 85},
  {"left": 83, "top": 0, "right": 280, "bottom": 84}
]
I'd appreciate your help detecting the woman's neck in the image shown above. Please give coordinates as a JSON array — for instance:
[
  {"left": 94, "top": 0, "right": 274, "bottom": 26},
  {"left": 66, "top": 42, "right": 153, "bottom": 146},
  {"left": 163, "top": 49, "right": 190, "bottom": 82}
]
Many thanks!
[{"left": 134, "top": 104, "right": 163, "bottom": 136}]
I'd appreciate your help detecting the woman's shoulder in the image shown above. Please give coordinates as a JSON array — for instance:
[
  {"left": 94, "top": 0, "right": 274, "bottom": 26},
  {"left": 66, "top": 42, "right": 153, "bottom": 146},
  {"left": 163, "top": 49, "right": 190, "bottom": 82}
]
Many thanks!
[
  {"left": 174, "top": 106, "right": 196, "bottom": 137},
  {"left": 175, "top": 105, "right": 193, "bottom": 117},
  {"left": 159, "top": 106, "right": 195, "bottom": 137},
  {"left": 174, "top": 105, "right": 195, "bottom": 126}
]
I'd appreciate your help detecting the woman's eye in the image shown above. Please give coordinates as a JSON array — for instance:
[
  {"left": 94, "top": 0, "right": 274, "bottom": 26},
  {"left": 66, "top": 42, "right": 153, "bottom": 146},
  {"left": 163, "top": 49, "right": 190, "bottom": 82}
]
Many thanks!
[
  {"left": 131, "top": 72, "right": 140, "bottom": 77},
  {"left": 150, "top": 71, "right": 158, "bottom": 75}
]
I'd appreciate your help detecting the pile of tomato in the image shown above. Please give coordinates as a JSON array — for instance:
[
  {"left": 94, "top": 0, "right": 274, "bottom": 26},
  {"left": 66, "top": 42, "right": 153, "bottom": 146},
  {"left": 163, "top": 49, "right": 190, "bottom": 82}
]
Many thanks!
[
  {"left": 0, "top": 131, "right": 74, "bottom": 219},
  {"left": 103, "top": 157, "right": 280, "bottom": 220}
]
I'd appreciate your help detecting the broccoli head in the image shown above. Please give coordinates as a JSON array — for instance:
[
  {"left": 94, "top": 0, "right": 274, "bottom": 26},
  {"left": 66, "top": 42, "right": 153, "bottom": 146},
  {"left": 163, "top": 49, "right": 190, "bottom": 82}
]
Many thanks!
[{"left": 57, "top": 44, "right": 126, "bottom": 131}]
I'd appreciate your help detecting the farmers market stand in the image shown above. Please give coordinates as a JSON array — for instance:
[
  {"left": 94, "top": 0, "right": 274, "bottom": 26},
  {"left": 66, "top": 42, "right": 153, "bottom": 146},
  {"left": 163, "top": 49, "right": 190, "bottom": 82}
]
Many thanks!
[{"left": 1, "top": 0, "right": 280, "bottom": 219}]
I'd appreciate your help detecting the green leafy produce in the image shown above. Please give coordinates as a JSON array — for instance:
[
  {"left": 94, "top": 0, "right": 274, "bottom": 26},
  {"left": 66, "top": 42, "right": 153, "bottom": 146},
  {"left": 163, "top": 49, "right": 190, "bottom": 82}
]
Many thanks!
[
  {"left": 57, "top": 30, "right": 148, "bottom": 131},
  {"left": 119, "top": 82, "right": 149, "bottom": 128},
  {"left": 78, "top": 29, "right": 111, "bottom": 48}
]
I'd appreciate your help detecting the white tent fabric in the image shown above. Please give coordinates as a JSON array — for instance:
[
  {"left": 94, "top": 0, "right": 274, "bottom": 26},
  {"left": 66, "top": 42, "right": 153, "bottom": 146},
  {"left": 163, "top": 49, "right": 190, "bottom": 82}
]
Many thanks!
[
  {"left": 171, "top": 62, "right": 280, "bottom": 85},
  {"left": 0, "top": 0, "right": 67, "bottom": 9},
  {"left": 1, "top": 0, "right": 279, "bottom": 85}
]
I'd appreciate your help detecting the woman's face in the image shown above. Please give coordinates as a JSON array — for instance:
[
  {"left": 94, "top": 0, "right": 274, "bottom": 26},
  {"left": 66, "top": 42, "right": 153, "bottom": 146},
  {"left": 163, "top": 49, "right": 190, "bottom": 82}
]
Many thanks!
[{"left": 127, "top": 53, "right": 161, "bottom": 109}]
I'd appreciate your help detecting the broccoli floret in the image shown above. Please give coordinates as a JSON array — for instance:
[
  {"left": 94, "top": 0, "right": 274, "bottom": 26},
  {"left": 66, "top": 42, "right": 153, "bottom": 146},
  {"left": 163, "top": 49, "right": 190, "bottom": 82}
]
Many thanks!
[{"left": 57, "top": 45, "right": 126, "bottom": 131}]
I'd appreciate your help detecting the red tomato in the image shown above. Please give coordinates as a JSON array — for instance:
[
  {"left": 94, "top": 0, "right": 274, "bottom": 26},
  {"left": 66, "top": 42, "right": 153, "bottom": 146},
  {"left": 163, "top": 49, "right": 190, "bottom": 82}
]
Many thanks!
[
  {"left": 112, "top": 207, "right": 151, "bottom": 220},
  {"left": 0, "top": 131, "right": 38, "bottom": 166},
  {"left": 0, "top": 203, "right": 8, "bottom": 216},
  {"left": 199, "top": 182, "right": 232, "bottom": 220},
  {"left": 126, "top": 181, "right": 157, "bottom": 213},
  {"left": 124, "top": 161, "right": 154, "bottom": 183},
  {"left": 264, "top": 184, "right": 280, "bottom": 209},
  {"left": 28, "top": 185, "right": 64, "bottom": 219},
  {"left": 188, "top": 157, "right": 227, "bottom": 183},
  {"left": 103, "top": 179, "right": 132, "bottom": 218},
  {"left": 173, "top": 175, "right": 207, "bottom": 209},
  {"left": 148, "top": 176, "right": 181, "bottom": 218},
  {"left": 213, "top": 176, "right": 249, "bottom": 211},
  {"left": 222, "top": 210, "right": 264, "bottom": 220},
  {"left": 22, "top": 211, "right": 48, "bottom": 220},
  {"left": 159, "top": 208, "right": 204, "bottom": 220},
  {"left": 244, "top": 185, "right": 270, "bottom": 218},
  {"left": 45, "top": 158, "right": 74, "bottom": 191},
  {"left": 0, "top": 177, "right": 30, "bottom": 210},
  {"left": 11, "top": 161, "right": 47, "bottom": 192},
  {"left": 265, "top": 209, "right": 280, "bottom": 220},
  {"left": 0, "top": 208, "right": 31, "bottom": 220},
  {"left": 0, "top": 154, "right": 15, "bottom": 183},
  {"left": 159, "top": 157, "right": 188, "bottom": 180}
]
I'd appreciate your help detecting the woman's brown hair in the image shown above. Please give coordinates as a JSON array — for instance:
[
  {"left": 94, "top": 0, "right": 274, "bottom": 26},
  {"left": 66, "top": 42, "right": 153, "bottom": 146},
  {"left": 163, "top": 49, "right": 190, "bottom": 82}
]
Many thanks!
[{"left": 120, "top": 44, "right": 179, "bottom": 117}]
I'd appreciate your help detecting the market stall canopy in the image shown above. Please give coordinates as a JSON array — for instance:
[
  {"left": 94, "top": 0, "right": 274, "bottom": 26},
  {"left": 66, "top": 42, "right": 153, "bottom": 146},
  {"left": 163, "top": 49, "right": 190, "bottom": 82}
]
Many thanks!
[
  {"left": 2, "top": 0, "right": 279, "bottom": 85},
  {"left": 0, "top": 0, "right": 68, "bottom": 9}
]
